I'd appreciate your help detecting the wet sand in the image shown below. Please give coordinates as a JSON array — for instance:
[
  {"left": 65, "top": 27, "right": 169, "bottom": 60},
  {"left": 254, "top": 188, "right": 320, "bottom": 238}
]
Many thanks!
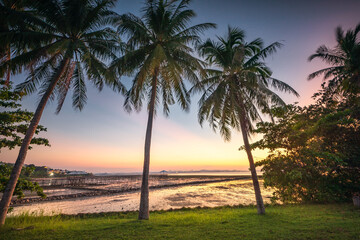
[
  {"left": 9, "top": 175, "right": 245, "bottom": 205},
  {"left": 8, "top": 178, "right": 273, "bottom": 216}
]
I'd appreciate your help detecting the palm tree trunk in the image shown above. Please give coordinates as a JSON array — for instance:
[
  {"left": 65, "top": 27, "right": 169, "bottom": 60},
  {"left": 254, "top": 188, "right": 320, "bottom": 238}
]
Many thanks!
[
  {"left": 138, "top": 70, "right": 158, "bottom": 220},
  {"left": 239, "top": 111, "right": 265, "bottom": 215},
  {"left": 0, "top": 58, "right": 70, "bottom": 226}
]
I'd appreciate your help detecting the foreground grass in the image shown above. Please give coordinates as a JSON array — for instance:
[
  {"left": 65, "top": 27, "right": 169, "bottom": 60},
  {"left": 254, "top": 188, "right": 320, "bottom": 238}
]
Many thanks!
[{"left": 1, "top": 204, "right": 359, "bottom": 240}]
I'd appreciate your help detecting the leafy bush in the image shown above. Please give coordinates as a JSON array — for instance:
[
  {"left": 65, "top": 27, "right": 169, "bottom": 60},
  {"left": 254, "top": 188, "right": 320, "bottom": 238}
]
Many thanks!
[
  {"left": 252, "top": 86, "right": 360, "bottom": 203},
  {"left": 0, "top": 80, "right": 49, "bottom": 150},
  {"left": 0, "top": 163, "right": 46, "bottom": 199}
]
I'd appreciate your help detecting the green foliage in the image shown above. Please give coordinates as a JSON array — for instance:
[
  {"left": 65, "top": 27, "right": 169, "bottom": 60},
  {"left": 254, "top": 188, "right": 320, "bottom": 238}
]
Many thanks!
[
  {"left": 0, "top": 0, "right": 33, "bottom": 85},
  {"left": 193, "top": 26, "right": 298, "bottom": 141},
  {"left": 0, "top": 80, "right": 49, "bottom": 150},
  {"left": 253, "top": 86, "right": 360, "bottom": 203},
  {"left": 28, "top": 165, "right": 49, "bottom": 178},
  {"left": 308, "top": 22, "right": 360, "bottom": 95},
  {"left": 0, "top": 163, "right": 46, "bottom": 199},
  {"left": 0, "top": 0, "right": 124, "bottom": 113},
  {"left": 112, "top": 0, "right": 215, "bottom": 115},
  {"left": 1, "top": 204, "right": 359, "bottom": 239}
]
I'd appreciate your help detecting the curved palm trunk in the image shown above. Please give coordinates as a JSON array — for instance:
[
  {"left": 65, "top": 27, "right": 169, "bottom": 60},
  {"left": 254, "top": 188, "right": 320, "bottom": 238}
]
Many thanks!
[
  {"left": 138, "top": 71, "right": 158, "bottom": 220},
  {"left": 0, "top": 58, "right": 70, "bottom": 226},
  {"left": 239, "top": 110, "right": 265, "bottom": 215}
]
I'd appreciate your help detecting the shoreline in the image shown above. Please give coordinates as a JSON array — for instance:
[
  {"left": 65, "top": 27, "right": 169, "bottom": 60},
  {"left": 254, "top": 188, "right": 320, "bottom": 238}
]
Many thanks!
[
  {"left": 9, "top": 177, "right": 272, "bottom": 216},
  {"left": 11, "top": 175, "right": 252, "bottom": 206}
]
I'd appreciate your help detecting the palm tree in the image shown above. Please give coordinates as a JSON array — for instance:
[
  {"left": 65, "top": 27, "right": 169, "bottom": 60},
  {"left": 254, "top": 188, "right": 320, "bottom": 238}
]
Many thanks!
[
  {"left": 111, "top": 0, "right": 215, "bottom": 220},
  {"left": 0, "top": 0, "right": 123, "bottom": 226},
  {"left": 0, "top": 0, "right": 37, "bottom": 86},
  {"left": 308, "top": 23, "right": 360, "bottom": 95},
  {"left": 193, "top": 27, "right": 299, "bottom": 214}
]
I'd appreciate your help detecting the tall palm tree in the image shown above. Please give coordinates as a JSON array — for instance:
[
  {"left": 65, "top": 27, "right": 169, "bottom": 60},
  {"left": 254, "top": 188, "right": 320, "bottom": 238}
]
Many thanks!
[
  {"left": 0, "top": 0, "right": 123, "bottom": 226},
  {"left": 111, "top": 0, "right": 215, "bottom": 220},
  {"left": 308, "top": 23, "right": 360, "bottom": 95},
  {"left": 193, "top": 27, "right": 299, "bottom": 214}
]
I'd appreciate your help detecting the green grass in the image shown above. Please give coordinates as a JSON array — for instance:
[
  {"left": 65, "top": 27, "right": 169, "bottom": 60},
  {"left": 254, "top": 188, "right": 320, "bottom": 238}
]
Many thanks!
[{"left": 1, "top": 204, "right": 359, "bottom": 240}]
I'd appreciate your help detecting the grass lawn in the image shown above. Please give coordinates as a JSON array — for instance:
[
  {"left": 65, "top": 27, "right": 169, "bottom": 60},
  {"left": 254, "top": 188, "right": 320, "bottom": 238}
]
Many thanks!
[{"left": 1, "top": 204, "right": 359, "bottom": 240}]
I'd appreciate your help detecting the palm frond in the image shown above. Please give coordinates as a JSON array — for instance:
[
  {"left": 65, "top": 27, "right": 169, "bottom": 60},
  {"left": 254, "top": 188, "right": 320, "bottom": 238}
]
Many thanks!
[
  {"left": 117, "top": 0, "right": 211, "bottom": 116},
  {"left": 55, "top": 61, "right": 76, "bottom": 114},
  {"left": 72, "top": 61, "right": 87, "bottom": 111},
  {"left": 195, "top": 26, "right": 298, "bottom": 141}
]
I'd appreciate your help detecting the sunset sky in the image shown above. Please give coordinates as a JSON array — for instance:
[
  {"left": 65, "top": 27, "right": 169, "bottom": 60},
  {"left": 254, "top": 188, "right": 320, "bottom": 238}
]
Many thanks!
[{"left": 1, "top": 0, "right": 360, "bottom": 173}]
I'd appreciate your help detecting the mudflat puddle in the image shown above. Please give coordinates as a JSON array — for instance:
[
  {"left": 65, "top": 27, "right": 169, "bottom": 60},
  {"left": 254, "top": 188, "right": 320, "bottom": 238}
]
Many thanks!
[{"left": 9, "top": 179, "right": 273, "bottom": 216}]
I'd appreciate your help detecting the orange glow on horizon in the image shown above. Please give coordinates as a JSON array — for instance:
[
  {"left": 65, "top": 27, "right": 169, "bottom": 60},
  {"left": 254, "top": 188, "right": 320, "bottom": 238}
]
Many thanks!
[{"left": 1, "top": 118, "right": 269, "bottom": 173}]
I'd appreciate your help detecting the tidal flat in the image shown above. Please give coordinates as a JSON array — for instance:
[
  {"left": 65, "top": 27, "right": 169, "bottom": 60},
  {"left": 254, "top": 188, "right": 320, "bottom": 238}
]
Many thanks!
[{"left": 8, "top": 176, "right": 273, "bottom": 216}]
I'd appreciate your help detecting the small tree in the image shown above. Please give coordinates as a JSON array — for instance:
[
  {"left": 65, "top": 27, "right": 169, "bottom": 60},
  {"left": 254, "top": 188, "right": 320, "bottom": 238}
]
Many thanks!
[
  {"left": 0, "top": 80, "right": 48, "bottom": 203},
  {"left": 0, "top": 163, "right": 46, "bottom": 200},
  {"left": 253, "top": 85, "right": 360, "bottom": 203},
  {"left": 0, "top": 80, "right": 49, "bottom": 151}
]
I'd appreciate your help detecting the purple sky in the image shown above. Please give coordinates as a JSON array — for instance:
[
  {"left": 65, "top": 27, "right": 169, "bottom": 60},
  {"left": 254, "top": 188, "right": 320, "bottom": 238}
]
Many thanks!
[{"left": 1, "top": 0, "right": 359, "bottom": 173}]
